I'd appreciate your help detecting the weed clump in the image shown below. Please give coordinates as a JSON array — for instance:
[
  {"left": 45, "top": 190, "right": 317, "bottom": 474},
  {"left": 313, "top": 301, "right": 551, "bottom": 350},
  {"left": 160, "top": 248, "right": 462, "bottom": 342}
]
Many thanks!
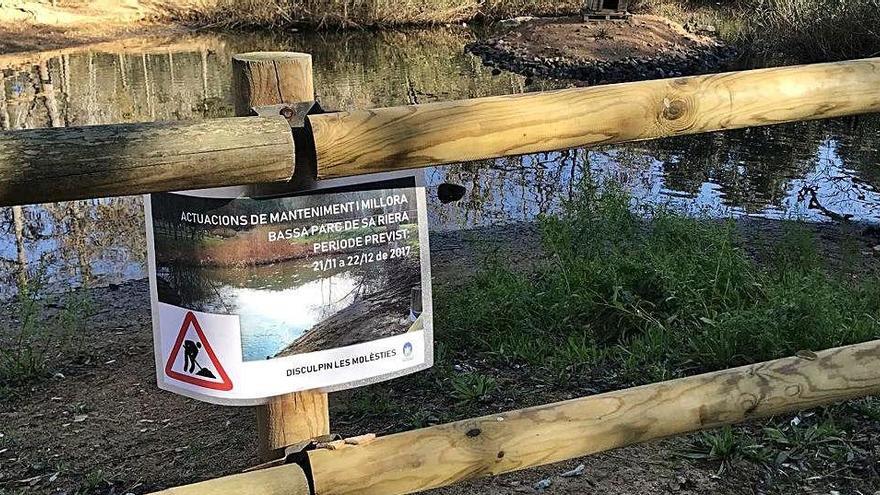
[
  {"left": 644, "top": 0, "right": 880, "bottom": 61},
  {"left": 0, "top": 271, "right": 92, "bottom": 396},
  {"left": 436, "top": 183, "right": 880, "bottom": 384}
]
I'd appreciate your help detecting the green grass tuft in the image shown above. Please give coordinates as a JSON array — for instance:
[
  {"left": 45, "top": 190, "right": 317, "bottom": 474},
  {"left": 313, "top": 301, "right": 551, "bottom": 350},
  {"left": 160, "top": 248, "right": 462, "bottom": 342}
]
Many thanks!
[
  {"left": 0, "top": 269, "right": 93, "bottom": 392},
  {"left": 449, "top": 372, "right": 498, "bottom": 405},
  {"left": 435, "top": 182, "right": 880, "bottom": 383}
]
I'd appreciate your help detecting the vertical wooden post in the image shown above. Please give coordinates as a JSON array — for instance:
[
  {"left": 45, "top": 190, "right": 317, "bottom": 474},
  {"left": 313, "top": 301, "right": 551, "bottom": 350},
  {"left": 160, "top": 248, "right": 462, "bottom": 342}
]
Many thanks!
[
  {"left": 231, "top": 52, "right": 330, "bottom": 462},
  {"left": 231, "top": 52, "right": 315, "bottom": 118}
]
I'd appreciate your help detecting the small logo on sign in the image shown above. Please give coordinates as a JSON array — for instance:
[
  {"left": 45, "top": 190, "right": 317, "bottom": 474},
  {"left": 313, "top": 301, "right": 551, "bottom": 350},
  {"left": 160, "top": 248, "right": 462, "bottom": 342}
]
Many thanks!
[{"left": 402, "top": 342, "right": 414, "bottom": 360}]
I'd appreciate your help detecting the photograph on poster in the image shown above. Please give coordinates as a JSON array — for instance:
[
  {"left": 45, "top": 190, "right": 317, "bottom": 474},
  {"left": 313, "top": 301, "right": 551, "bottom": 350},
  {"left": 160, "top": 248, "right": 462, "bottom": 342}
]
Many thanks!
[{"left": 149, "top": 180, "right": 424, "bottom": 362}]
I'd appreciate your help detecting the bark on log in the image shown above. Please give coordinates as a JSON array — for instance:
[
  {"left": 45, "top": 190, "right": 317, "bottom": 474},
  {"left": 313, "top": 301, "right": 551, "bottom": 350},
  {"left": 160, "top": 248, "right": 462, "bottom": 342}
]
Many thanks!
[{"left": 0, "top": 117, "right": 294, "bottom": 206}]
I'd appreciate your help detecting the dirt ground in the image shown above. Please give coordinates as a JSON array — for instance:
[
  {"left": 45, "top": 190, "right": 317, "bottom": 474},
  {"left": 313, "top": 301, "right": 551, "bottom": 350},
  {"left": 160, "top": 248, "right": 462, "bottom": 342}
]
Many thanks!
[
  {"left": 0, "top": 0, "right": 177, "bottom": 54},
  {"left": 1, "top": 222, "right": 879, "bottom": 494},
  {"left": 0, "top": 275, "right": 736, "bottom": 494},
  {"left": 488, "top": 15, "right": 719, "bottom": 64}
]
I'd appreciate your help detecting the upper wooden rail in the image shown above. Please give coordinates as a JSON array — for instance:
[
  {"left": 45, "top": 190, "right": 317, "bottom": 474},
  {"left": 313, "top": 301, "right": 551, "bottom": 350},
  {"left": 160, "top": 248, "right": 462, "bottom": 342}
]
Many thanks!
[
  {"left": 1, "top": 58, "right": 880, "bottom": 206},
  {"left": 309, "top": 57, "right": 880, "bottom": 178},
  {"left": 0, "top": 117, "right": 294, "bottom": 206}
]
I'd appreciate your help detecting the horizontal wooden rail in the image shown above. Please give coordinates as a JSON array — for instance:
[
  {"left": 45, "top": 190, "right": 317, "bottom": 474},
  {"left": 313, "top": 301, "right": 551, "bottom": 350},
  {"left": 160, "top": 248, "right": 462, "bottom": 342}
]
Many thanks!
[
  {"left": 155, "top": 464, "right": 309, "bottom": 495},
  {"left": 2, "top": 58, "right": 880, "bottom": 205},
  {"left": 0, "top": 117, "right": 294, "bottom": 206},
  {"left": 153, "top": 339, "right": 880, "bottom": 495},
  {"left": 309, "top": 57, "right": 880, "bottom": 178}
]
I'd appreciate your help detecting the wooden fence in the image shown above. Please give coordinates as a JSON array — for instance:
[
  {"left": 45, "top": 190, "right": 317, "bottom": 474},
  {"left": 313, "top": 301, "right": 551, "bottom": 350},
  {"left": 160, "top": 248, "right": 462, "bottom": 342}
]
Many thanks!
[
  {"left": 161, "top": 339, "right": 880, "bottom": 495},
  {"left": 1, "top": 53, "right": 880, "bottom": 495},
  {"left": 2, "top": 57, "right": 880, "bottom": 206}
]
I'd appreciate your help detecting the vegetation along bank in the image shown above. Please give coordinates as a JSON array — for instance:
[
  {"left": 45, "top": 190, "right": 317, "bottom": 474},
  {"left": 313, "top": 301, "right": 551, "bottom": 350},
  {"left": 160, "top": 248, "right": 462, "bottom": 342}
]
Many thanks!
[
  {"left": 162, "top": 0, "right": 880, "bottom": 62},
  {"left": 2, "top": 1, "right": 878, "bottom": 61}
]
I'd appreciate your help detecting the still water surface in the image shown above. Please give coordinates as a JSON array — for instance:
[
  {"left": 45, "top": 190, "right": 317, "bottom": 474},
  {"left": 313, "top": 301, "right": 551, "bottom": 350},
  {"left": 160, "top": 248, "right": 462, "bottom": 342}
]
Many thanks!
[
  {"left": 223, "top": 267, "right": 358, "bottom": 361},
  {"left": 2, "top": 29, "right": 879, "bottom": 298}
]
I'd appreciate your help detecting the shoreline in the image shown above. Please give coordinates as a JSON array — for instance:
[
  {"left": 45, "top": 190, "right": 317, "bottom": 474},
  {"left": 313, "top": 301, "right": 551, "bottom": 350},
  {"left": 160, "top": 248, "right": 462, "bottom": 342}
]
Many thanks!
[
  {"left": 467, "top": 15, "right": 739, "bottom": 85},
  {"left": 0, "top": 0, "right": 182, "bottom": 54},
  {"left": 1, "top": 1, "right": 877, "bottom": 61},
  {"left": 0, "top": 1, "right": 580, "bottom": 55},
  {"left": 0, "top": 29, "right": 209, "bottom": 67}
]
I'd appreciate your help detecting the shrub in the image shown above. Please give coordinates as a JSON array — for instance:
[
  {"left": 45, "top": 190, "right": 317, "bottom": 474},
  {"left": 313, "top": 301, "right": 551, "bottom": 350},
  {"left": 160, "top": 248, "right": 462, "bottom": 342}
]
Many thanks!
[{"left": 0, "top": 271, "right": 92, "bottom": 390}]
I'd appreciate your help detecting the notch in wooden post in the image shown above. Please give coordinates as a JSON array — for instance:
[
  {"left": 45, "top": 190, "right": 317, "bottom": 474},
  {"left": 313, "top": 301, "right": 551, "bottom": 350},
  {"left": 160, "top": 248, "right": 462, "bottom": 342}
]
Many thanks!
[{"left": 231, "top": 51, "right": 330, "bottom": 462}]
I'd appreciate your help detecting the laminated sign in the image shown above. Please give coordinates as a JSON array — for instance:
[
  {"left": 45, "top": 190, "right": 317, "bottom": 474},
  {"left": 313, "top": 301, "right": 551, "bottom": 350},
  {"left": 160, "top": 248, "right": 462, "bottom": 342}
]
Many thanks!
[{"left": 145, "top": 174, "right": 433, "bottom": 405}]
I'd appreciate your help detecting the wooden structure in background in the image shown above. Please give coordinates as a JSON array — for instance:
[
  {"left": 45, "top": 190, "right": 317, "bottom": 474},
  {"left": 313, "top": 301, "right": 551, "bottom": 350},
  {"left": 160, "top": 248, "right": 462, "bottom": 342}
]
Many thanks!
[
  {"left": 231, "top": 52, "right": 331, "bottom": 463},
  {"left": 583, "top": 0, "right": 630, "bottom": 20},
  {"left": 1, "top": 54, "right": 880, "bottom": 495}
]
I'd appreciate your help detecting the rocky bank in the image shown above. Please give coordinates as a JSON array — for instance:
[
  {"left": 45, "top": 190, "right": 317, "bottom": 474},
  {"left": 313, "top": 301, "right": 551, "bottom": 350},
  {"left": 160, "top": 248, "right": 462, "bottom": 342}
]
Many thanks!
[{"left": 468, "top": 15, "right": 738, "bottom": 85}]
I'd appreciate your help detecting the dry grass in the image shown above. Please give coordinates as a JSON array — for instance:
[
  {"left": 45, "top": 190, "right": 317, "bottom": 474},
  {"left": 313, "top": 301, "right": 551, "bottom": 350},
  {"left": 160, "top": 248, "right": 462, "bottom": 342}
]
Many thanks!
[
  {"left": 739, "top": 0, "right": 880, "bottom": 61},
  {"left": 157, "top": 0, "right": 880, "bottom": 60},
  {"left": 640, "top": 0, "right": 880, "bottom": 61},
  {"left": 156, "top": 0, "right": 582, "bottom": 28}
]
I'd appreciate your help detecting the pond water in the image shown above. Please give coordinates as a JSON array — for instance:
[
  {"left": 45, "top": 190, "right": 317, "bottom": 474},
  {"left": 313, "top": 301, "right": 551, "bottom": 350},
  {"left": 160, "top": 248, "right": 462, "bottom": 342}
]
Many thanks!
[
  {"left": 1, "top": 28, "right": 879, "bottom": 298},
  {"left": 215, "top": 265, "right": 359, "bottom": 361}
]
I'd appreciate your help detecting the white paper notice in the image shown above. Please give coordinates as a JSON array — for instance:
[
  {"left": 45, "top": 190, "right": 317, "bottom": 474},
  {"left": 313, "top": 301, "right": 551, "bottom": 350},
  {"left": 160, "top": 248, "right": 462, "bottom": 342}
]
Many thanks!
[{"left": 145, "top": 174, "right": 433, "bottom": 405}]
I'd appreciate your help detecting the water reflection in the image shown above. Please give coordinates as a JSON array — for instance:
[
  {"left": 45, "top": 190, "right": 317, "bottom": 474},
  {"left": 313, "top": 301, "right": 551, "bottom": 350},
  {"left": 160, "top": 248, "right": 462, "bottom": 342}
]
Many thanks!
[
  {"left": 1, "top": 29, "right": 880, "bottom": 298},
  {"left": 229, "top": 270, "right": 358, "bottom": 361}
]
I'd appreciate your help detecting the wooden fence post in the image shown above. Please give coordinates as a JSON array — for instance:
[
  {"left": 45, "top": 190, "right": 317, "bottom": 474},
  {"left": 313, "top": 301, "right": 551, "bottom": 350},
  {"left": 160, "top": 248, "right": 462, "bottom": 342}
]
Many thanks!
[{"left": 231, "top": 51, "right": 331, "bottom": 462}]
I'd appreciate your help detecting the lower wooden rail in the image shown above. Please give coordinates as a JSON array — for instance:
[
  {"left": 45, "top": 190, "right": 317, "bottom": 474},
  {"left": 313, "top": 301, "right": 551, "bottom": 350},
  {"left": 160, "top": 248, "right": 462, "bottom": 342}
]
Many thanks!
[
  {"left": 152, "top": 339, "right": 880, "bottom": 495},
  {"left": 156, "top": 464, "right": 309, "bottom": 495}
]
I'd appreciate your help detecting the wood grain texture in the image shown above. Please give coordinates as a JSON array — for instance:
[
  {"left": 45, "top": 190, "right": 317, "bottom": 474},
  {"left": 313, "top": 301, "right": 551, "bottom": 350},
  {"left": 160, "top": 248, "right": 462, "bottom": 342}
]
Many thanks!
[
  {"left": 151, "top": 464, "right": 309, "bottom": 495},
  {"left": 0, "top": 117, "right": 294, "bottom": 206},
  {"left": 308, "top": 339, "right": 880, "bottom": 495},
  {"left": 231, "top": 51, "right": 330, "bottom": 461},
  {"left": 232, "top": 52, "right": 315, "bottom": 116},
  {"left": 309, "top": 57, "right": 880, "bottom": 178},
  {"left": 256, "top": 390, "right": 331, "bottom": 453}
]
